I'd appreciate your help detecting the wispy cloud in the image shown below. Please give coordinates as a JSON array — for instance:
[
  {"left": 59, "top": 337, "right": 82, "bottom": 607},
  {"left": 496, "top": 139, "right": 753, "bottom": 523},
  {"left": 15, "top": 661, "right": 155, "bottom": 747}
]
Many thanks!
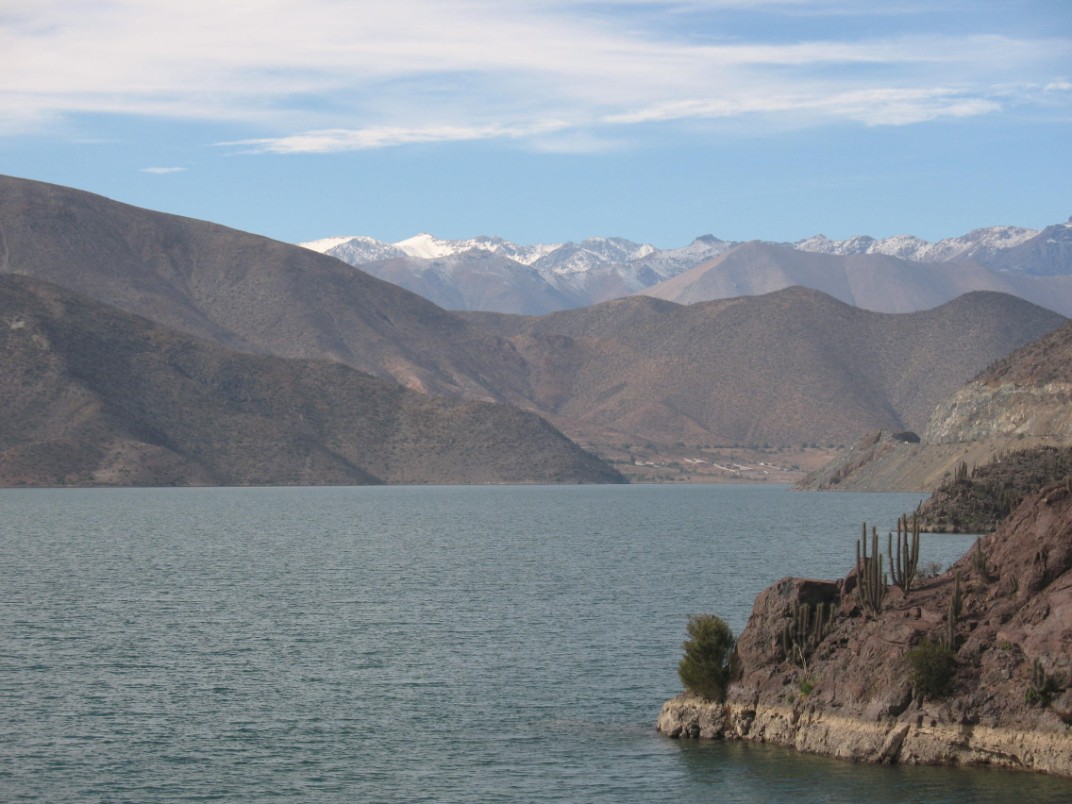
[
  {"left": 227, "top": 121, "right": 570, "bottom": 154},
  {"left": 139, "top": 166, "right": 186, "bottom": 174},
  {"left": 2, "top": 1, "right": 1068, "bottom": 151}
]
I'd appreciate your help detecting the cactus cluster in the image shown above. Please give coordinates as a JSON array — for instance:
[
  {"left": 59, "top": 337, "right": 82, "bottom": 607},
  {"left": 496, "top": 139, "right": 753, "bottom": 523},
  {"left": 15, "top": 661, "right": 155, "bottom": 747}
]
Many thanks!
[
  {"left": 856, "top": 523, "right": 887, "bottom": 616},
  {"left": 782, "top": 600, "right": 834, "bottom": 667},
  {"left": 1025, "top": 658, "right": 1065, "bottom": 706},
  {"left": 888, "top": 512, "right": 921, "bottom": 593},
  {"left": 943, "top": 571, "right": 962, "bottom": 649}
]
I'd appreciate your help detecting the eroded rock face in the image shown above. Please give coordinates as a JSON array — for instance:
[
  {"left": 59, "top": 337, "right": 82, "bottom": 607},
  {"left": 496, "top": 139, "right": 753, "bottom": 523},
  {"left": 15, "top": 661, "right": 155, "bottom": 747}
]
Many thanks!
[
  {"left": 925, "top": 382, "right": 1072, "bottom": 444},
  {"left": 659, "top": 484, "right": 1072, "bottom": 776}
]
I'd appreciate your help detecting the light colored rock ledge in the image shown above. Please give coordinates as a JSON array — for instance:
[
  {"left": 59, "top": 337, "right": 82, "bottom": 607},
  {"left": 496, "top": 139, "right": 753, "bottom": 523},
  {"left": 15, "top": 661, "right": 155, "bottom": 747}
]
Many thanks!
[{"left": 657, "top": 695, "right": 1072, "bottom": 778}]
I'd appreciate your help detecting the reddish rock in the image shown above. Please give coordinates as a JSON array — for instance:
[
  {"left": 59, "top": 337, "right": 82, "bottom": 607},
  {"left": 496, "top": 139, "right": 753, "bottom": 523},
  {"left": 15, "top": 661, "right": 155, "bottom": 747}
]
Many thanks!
[{"left": 660, "top": 483, "right": 1072, "bottom": 776}]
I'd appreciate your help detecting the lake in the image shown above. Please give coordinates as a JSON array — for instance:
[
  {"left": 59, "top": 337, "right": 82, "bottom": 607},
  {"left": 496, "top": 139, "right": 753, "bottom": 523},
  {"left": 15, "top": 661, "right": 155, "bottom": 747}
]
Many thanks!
[{"left": 2, "top": 484, "right": 1070, "bottom": 801}]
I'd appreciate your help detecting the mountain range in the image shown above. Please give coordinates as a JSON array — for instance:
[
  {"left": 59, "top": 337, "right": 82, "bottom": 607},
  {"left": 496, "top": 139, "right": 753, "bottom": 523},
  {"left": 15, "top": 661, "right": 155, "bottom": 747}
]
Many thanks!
[
  {"left": 1, "top": 173, "right": 1067, "bottom": 485},
  {"left": 302, "top": 222, "right": 1072, "bottom": 316}
]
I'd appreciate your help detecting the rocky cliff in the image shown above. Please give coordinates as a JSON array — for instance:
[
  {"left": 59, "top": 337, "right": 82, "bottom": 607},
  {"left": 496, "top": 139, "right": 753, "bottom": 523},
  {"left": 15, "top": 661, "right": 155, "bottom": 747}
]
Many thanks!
[{"left": 658, "top": 484, "right": 1072, "bottom": 776}]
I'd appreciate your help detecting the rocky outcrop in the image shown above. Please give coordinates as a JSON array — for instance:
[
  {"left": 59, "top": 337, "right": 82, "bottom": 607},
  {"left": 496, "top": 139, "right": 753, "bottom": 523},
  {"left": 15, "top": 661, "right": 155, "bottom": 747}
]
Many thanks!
[
  {"left": 659, "top": 484, "right": 1072, "bottom": 776},
  {"left": 658, "top": 700, "right": 1072, "bottom": 775},
  {"left": 925, "top": 382, "right": 1072, "bottom": 444}
]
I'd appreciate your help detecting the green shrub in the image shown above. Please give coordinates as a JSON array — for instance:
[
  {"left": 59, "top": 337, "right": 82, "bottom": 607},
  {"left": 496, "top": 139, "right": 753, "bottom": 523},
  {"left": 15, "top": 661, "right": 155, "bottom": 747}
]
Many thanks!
[
  {"left": 678, "top": 614, "right": 735, "bottom": 701},
  {"left": 907, "top": 639, "right": 957, "bottom": 700}
]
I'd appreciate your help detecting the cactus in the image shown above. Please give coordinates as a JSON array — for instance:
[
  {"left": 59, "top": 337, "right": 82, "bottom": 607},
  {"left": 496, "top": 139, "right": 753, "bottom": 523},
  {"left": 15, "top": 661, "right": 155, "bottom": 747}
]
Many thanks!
[
  {"left": 1032, "top": 658, "right": 1047, "bottom": 692},
  {"left": 943, "top": 571, "right": 962, "bottom": 649},
  {"left": 888, "top": 512, "right": 921, "bottom": 594},
  {"left": 1026, "top": 658, "right": 1062, "bottom": 706},
  {"left": 856, "top": 523, "right": 887, "bottom": 617},
  {"left": 782, "top": 600, "right": 833, "bottom": 666},
  {"left": 971, "top": 537, "right": 992, "bottom": 582}
]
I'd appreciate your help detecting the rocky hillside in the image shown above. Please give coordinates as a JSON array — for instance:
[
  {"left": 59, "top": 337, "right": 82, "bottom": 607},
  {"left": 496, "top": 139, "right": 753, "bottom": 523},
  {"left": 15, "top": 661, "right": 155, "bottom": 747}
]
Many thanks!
[
  {"left": 0, "top": 174, "right": 533, "bottom": 402},
  {"left": 917, "top": 447, "right": 1072, "bottom": 533},
  {"left": 658, "top": 483, "right": 1072, "bottom": 776},
  {"left": 0, "top": 275, "right": 623, "bottom": 486},
  {"left": 925, "top": 318, "right": 1072, "bottom": 445},
  {"left": 800, "top": 318, "right": 1072, "bottom": 493}
]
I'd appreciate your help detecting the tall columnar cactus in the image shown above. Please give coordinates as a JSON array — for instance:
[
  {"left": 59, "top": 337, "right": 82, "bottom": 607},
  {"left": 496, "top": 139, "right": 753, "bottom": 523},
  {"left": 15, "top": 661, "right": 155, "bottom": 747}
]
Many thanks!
[
  {"left": 856, "top": 523, "right": 887, "bottom": 617},
  {"left": 782, "top": 600, "right": 833, "bottom": 666},
  {"left": 944, "top": 571, "right": 962, "bottom": 649},
  {"left": 888, "top": 512, "right": 921, "bottom": 594},
  {"left": 972, "top": 537, "right": 992, "bottom": 582}
]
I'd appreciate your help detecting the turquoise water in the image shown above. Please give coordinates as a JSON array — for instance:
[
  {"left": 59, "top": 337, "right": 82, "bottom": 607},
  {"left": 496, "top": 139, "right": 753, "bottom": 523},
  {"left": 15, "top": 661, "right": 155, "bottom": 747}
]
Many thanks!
[{"left": 2, "top": 484, "right": 1069, "bottom": 801}]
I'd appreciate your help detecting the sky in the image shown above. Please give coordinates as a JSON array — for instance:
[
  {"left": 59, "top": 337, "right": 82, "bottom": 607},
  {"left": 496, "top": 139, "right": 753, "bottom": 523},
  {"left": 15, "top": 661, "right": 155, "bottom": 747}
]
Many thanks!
[{"left": 1, "top": 0, "right": 1070, "bottom": 248}]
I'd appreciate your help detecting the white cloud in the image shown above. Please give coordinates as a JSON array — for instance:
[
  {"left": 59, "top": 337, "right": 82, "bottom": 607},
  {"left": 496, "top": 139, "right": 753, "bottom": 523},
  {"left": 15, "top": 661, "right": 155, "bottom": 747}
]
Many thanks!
[
  {"left": 139, "top": 166, "right": 186, "bottom": 174},
  {"left": 226, "top": 121, "right": 570, "bottom": 154},
  {"left": 1, "top": 0, "right": 1068, "bottom": 152}
]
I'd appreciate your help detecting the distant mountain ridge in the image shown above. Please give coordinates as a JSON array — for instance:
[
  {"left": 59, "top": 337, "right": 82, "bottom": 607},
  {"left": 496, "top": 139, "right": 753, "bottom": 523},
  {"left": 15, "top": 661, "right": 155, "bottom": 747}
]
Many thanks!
[{"left": 302, "top": 219, "right": 1072, "bottom": 315}]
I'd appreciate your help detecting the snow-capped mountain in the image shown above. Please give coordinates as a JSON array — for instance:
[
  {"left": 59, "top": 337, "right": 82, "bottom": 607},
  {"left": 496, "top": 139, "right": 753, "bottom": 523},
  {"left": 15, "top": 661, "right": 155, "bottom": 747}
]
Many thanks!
[
  {"left": 308, "top": 235, "right": 407, "bottom": 264},
  {"left": 299, "top": 233, "right": 673, "bottom": 312},
  {"left": 298, "top": 220, "right": 1071, "bottom": 315},
  {"left": 632, "top": 235, "right": 737, "bottom": 279},
  {"left": 793, "top": 226, "right": 1040, "bottom": 262},
  {"left": 392, "top": 233, "right": 561, "bottom": 265}
]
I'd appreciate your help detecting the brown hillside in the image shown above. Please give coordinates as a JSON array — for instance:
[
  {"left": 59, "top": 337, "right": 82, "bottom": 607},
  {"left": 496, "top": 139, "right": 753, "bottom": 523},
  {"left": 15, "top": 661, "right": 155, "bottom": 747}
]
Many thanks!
[
  {"left": 0, "top": 174, "right": 531, "bottom": 402},
  {"left": 491, "top": 288, "right": 1065, "bottom": 449},
  {"left": 800, "top": 320, "right": 1072, "bottom": 493},
  {"left": 0, "top": 275, "right": 623, "bottom": 486},
  {"left": 2, "top": 175, "right": 1065, "bottom": 479}
]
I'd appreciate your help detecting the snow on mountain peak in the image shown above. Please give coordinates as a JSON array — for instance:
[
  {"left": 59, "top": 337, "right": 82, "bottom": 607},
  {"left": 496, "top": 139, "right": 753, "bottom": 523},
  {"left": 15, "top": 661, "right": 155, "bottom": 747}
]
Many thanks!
[
  {"left": 299, "top": 235, "right": 363, "bottom": 254},
  {"left": 794, "top": 226, "right": 1040, "bottom": 262},
  {"left": 392, "top": 233, "right": 562, "bottom": 265},
  {"left": 394, "top": 233, "right": 456, "bottom": 260}
]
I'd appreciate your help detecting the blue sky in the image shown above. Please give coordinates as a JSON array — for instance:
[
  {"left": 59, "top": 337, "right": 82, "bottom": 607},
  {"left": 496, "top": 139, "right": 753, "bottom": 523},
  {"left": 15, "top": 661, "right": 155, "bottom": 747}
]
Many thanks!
[{"left": 2, "top": 0, "right": 1070, "bottom": 248}]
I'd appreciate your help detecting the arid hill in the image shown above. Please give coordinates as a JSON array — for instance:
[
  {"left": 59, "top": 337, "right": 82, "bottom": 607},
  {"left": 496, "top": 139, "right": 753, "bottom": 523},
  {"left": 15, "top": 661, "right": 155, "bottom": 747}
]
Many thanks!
[
  {"left": 917, "top": 447, "right": 1072, "bottom": 533},
  {"left": 0, "top": 174, "right": 532, "bottom": 402},
  {"left": 801, "top": 317, "right": 1072, "bottom": 493},
  {"left": 463, "top": 289, "right": 1066, "bottom": 452},
  {"left": 0, "top": 275, "right": 623, "bottom": 486}
]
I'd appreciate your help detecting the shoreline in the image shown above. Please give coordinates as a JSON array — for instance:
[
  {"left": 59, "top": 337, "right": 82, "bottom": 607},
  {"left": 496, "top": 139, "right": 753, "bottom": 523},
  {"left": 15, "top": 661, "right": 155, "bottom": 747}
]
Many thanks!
[{"left": 658, "top": 697, "right": 1072, "bottom": 778}]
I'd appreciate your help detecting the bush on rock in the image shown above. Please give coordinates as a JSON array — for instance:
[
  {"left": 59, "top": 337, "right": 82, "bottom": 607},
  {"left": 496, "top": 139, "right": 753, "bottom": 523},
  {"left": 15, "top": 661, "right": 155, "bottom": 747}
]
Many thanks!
[{"left": 678, "top": 614, "right": 735, "bottom": 702}]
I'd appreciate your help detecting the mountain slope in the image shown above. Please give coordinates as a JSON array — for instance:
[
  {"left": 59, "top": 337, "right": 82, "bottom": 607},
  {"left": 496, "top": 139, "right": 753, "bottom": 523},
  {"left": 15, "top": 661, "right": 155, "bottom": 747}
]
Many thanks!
[
  {"left": 0, "top": 174, "right": 532, "bottom": 402},
  {"left": 4, "top": 174, "right": 1066, "bottom": 483},
  {"left": 472, "top": 288, "right": 1066, "bottom": 450},
  {"left": 799, "top": 317, "right": 1072, "bottom": 493},
  {"left": 0, "top": 274, "right": 623, "bottom": 486}
]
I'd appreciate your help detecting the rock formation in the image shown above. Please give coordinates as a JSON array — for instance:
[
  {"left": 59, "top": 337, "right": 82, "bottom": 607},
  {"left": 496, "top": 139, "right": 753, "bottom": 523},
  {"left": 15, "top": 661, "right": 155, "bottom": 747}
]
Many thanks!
[{"left": 658, "top": 484, "right": 1072, "bottom": 777}]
